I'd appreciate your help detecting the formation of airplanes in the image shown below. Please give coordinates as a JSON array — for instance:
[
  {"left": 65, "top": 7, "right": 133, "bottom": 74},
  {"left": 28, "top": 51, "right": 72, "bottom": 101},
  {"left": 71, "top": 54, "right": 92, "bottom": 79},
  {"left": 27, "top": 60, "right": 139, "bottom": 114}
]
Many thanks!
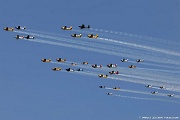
[
  {"left": 4, "top": 26, "right": 34, "bottom": 40},
  {"left": 60, "top": 24, "right": 98, "bottom": 38},
  {"left": 40, "top": 57, "right": 139, "bottom": 79},
  {"left": 4, "top": 25, "right": 98, "bottom": 40},
  {"left": 4, "top": 25, "right": 176, "bottom": 99},
  {"left": 146, "top": 85, "right": 174, "bottom": 97}
]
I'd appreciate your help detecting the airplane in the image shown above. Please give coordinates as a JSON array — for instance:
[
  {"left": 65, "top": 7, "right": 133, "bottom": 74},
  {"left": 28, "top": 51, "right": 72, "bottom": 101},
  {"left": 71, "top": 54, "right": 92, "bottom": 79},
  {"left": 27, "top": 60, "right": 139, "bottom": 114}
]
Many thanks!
[
  {"left": 61, "top": 26, "right": 72, "bottom": 30},
  {"left": 145, "top": 85, "right": 152, "bottom": 88},
  {"left": 121, "top": 59, "right": 129, "bottom": 62},
  {"left": 52, "top": 67, "right": 61, "bottom": 71},
  {"left": 151, "top": 91, "right": 158, "bottom": 94},
  {"left": 128, "top": 65, "right": 136, "bottom": 68},
  {"left": 71, "top": 63, "right": 77, "bottom": 66},
  {"left": 76, "top": 68, "right": 83, "bottom": 71},
  {"left": 15, "top": 35, "right": 24, "bottom": 39},
  {"left": 113, "top": 87, "right": 120, "bottom": 90},
  {"left": 56, "top": 58, "right": 66, "bottom": 62},
  {"left": 79, "top": 24, "right": 90, "bottom": 29},
  {"left": 136, "top": 59, "right": 144, "bottom": 63},
  {"left": 4, "top": 27, "right": 14, "bottom": 31},
  {"left": 160, "top": 86, "right": 166, "bottom": 89},
  {"left": 87, "top": 34, "right": 98, "bottom": 38},
  {"left": 15, "top": 26, "right": 26, "bottom": 30},
  {"left": 71, "top": 34, "right": 82, "bottom": 38},
  {"left": 167, "top": 94, "right": 174, "bottom": 97},
  {"left": 82, "top": 62, "right": 88, "bottom": 65},
  {"left": 109, "top": 71, "right": 119, "bottom": 75},
  {"left": 98, "top": 74, "right": 108, "bottom": 78},
  {"left": 41, "top": 58, "right": 51, "bottom": 62},
  {"left": 99, "top": 86, "right": 106, "bottom": 88},
  {"left": 25, "top": 35, "right": 35, "bottom": 39},
  {"left": 66, "top": 68, "right": 75, "bottom": 72},
  {"left": 107, "top": 64, "right": 117, "bottom": 68},
  {"left": 92, "top": 64, "right": 102, "bottom": 68},
  {"left": 106, "top": 92, "right": 113, "bottom": 95}
]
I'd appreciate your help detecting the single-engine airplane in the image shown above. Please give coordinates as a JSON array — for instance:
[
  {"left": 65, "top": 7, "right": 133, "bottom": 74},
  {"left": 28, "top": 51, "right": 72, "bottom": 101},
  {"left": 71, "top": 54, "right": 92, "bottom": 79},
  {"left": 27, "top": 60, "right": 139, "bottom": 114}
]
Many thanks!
[
  {"left": 87, "top": 34, "right": 98, "bottom": 38},
  {"left": 52, "top": 67, "right": 61, "bottom": 71},
  {"left": 15, "top": 26, "right": 26, "bottom": 30},
  {"left": 61, "top": 26, "right": 72, "bottom": 30},
  {"left": 41, "top": 58, "right": 51, "bottom": 62},
  {"left": 79, "top": 24, "right": 90, "bottom": 29},
  {"left": 4, "top": 27, "right": 14, "bottom": 31},
  {"left": 71, "top": 34, "right": 82, "bottom": 38},
  {"left": 25, "top": 35, "right": 35, "bottom": 39},
  {"left": 15, "top": 35, "right": 24, "bottom": 39}
]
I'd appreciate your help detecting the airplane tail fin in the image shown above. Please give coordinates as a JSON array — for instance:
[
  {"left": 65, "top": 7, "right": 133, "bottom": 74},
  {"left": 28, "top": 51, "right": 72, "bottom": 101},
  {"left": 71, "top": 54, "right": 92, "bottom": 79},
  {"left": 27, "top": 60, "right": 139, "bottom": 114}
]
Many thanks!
[{"left": 88, "top": 25, "right": 90, "bottom": 28}]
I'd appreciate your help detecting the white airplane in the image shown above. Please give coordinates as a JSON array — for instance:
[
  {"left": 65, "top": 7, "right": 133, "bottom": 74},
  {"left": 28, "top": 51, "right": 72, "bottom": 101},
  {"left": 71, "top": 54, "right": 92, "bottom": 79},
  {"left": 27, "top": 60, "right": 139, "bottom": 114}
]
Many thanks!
[
  {"left": 15, "top": 35, "right": 24, "bottom": 39},
  {"left": 25, "top": 35, "right": 35, "bottom": 39},
  {"left": 136, "top": 59, "right": 144, "bottom": 63},
  {"left": 71, "top": 34, "right": 82, "bottom": 38},
  {"left": 121, "top": 59, "right": 128, "bottom": 62},
  {"left": 145, "top": 85, "right": 152, "bottom": 88},
  {"left": 151, "top": 91, "right": 158, "bottom": 94},
  {"left": 15, "top": 26, "right": 26, "bottom": 30},
  {"left": 106, "top": 93, "right": 113, "bottom": 95},
  {"left": 167, "top": 94, "right": 174, "bottom": 97},
  {"left": 66, "top": 68, "right": 75, "bottom": 72},
  {"left": 107, "top": 64, "right": 117, "bottom": 68},
  {"left": 92, "top": 64, "right": 102, "bottom": 68},
  {"left": 160, "top": 86, "right": 166, "bottom": 89}
]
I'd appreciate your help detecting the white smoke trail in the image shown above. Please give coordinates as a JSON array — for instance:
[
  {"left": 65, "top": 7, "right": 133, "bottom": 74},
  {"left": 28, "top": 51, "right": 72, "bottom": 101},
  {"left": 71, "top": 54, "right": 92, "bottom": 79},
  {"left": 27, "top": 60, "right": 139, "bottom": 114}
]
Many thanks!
[
  {"left": 98, "top": 37, "right": 180, "bottom": 57},
  {"left": 89, "top": 28, "right": 178, "bottom": 47},
  {"left": 136, "top": 67, "right": 180, "bottom": 74},
  {"left": 113, "top": 94, "right": 180, "bottom": 104},
  {"left": 117, "top": 74, "right": 180, "bottom": 85}
]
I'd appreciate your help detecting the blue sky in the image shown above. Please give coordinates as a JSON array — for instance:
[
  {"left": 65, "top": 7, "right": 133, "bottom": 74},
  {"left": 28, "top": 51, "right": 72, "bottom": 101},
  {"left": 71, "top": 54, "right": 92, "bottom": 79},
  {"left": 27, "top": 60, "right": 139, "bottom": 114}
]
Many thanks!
[{"left": 1, "top": 0, "right": 180, "bottom": 120}]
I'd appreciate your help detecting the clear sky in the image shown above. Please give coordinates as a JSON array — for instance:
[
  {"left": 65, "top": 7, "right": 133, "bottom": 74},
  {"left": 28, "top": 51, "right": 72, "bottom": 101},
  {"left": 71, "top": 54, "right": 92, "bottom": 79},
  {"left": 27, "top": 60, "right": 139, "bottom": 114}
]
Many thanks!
[{"left": 0, "top": 0, "right": 180, "bottom": 120}]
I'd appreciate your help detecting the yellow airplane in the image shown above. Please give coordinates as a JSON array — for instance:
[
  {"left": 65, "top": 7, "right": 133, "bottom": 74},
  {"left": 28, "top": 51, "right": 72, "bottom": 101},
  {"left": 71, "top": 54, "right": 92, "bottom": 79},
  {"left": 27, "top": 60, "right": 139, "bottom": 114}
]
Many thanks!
[{"left": 87, "top": 34, "right": 98, "bottom": 38}]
